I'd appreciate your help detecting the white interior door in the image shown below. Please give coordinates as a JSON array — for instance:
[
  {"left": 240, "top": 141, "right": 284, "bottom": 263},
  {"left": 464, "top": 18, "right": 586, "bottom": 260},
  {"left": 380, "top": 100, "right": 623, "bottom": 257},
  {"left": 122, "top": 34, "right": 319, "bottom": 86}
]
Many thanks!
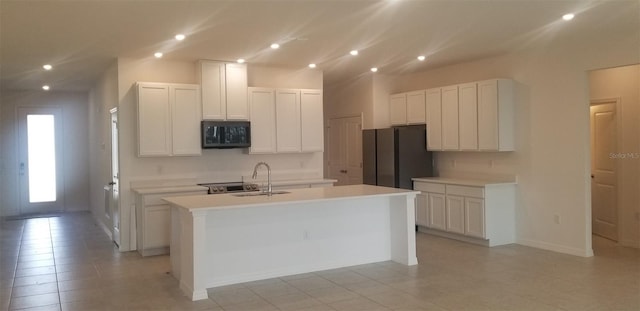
[
  {"left": 590, "top": 101, "right": 618, "bottom": 241},
  {"left": 17, "top": 107, "right": 63, "bottom": 215},
  {"left": 110, "top": 108, "right": 121, "bottom": 246},
  {"left": 327, "top": 116, "right": 362, "bottom": 185}
]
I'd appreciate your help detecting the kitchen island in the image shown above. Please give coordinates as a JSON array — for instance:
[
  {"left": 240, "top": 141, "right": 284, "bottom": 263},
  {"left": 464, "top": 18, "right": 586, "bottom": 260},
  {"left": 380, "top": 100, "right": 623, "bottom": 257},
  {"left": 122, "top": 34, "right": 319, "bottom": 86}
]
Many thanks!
[{"left": 164, "top": 184, "right": 419, "bottom": 301}]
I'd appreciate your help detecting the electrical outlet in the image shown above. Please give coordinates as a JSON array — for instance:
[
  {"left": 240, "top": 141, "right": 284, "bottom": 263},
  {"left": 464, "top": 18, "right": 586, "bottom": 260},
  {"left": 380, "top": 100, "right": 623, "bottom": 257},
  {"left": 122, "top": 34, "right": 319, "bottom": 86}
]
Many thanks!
[{"left": 554, "top": 214, "right": 561, "bottom": 224}]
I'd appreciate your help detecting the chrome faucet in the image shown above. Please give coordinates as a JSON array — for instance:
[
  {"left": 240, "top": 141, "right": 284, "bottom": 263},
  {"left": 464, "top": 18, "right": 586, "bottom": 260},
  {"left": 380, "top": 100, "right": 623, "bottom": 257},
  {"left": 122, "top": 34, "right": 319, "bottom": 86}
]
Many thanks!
[{"left": 252, "top": 162, "right": 272, "bottom": 195}]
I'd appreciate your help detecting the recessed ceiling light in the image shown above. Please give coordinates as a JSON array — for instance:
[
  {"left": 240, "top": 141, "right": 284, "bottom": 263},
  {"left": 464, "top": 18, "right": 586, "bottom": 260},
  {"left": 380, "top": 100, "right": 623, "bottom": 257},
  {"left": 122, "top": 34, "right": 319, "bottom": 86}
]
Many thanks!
[
  {"left": 562, "top": 13, "right": 575, "bottom": 21},
  {"left": 370, "top": 67, "right": 378, "bottom": 73},
  {"left": 42, "top": 85, "right": 50, "bottom": 91},
  {"left": 417, "top": 55, "right": 426, "bottom": 61},
  {"left": 43, "top": 64, "right": 52, "bottom": 70},
  {"left": 308, "top": 63, "right": 316, "bottom": 68},
  {"left": 350, "top": 50, "right": 359, "bottom": 56},
  {"left": 154, "top": 52, "right": 163, "bottom": 58},
  {"left": 237, "top": 58, "right": 245, "bottom": 64},
  {"left": 270, "top": 43, "right": 280, "bottom": 49},
  {"left": 175, "top": 34, "right": 186, "bottom": 41}
]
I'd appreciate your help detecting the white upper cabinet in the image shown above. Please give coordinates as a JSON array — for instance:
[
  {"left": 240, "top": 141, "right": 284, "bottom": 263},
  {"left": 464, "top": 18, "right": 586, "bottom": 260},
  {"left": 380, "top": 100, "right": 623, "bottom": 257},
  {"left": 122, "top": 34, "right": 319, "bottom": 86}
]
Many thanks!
[
  {"left": 137, "top": 82, "right": 201, "bottom": 157},
  {"left": 425, "top": 88, "right": 442, "bottom": 151},
  {"left": 406, "top": 90, "right": 426, "bottom": 124},
  {"left": 275, "top": 89, "right": 302, "bottom": 153},
  {"left": 417, "top": 79, "right": 514, "bottom": 152},
  {"left": 198, "top": 61, "right": 225, "bottom": 120},
  {"left": 138, "top": 83, "right": 171, "bottom": 156},
  {"left": 477, "top": 79, "right": 514, "bottom": 151},
  {"left": 300, "top": 89, "right": 324, "bottom": 152},
  {"left": 390, "top": 91, "right": 426, "bottom": 125},
  {"left": 458, "top": 82, "right": 478, "bottom": 151},
  {"left": 249, "top": 87, "right": 323, "bottom": 154},
  {"left": 389, "top": 93, "right": 407, "bottom": 125},
  {"left": 441, "top": 85, "right": 460, "bottom": 150},
  {"left": 225, "top": 63, "right": 249, "bottom": 120},
  {"left": 248, "top": 88, "right": 277, "bottom": 154},
  {"left": 198, "top": 60, "right": 248, "bottom": 121},
  {"left": 171, "top": 85, "right": 202, "bottom": 156}
]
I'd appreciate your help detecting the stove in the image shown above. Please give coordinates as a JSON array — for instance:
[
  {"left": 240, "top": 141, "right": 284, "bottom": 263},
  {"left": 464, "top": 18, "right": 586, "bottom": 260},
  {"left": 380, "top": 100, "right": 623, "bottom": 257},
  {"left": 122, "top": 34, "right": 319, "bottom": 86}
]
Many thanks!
[{"left": 197, "top": 182, "right": 260, "bottom": 194}]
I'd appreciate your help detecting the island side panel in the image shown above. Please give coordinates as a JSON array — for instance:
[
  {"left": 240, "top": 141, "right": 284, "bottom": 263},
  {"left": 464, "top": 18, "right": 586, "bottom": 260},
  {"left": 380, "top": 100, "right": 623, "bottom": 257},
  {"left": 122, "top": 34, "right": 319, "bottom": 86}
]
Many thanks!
[
  {"left": 176, "top": 208, "right": 209, "bottom": 301},
  {"left": 202, "top": 196, "right": 394, "bottom": 288},
  {"left": 389, "top": 193, "right": 418, "bottom": 265}
]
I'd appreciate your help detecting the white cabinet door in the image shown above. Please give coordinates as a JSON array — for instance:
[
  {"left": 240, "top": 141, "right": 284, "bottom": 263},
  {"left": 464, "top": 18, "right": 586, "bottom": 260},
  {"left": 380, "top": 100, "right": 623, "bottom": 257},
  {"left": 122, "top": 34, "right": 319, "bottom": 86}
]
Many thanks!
[
  {"left": 465, "top": 197, "right": 485, "bottom": 238},
  {"left": 225, "top": 63, "right": 248, "bottom": 120},
  {"left": 446, "top": 195, "right": 465, "bottom": 234},
  {"left": 171, "top": 85, "right": 201, "bottom": 156},
  {"left": 137, "top": 83, "right": 171, "bottom": 156},
  {"left": 199, "top": 61, "right": 226, "bottom": 120},
  {"left": 406, "top": 90, "right": 426, "bottom": 124},
  {"left": 478, "top": 79, "right": 516, "bottom": 151},
  {"left": 145, "top": 205, "right": 171, "bottom": 248},
  {"left": 300, "top": 89, "right": 324, "bottom": 152},
  {"left": 441, "top": 85, "right": 459, "bottom": 150},
  {"left": 389, "top": 93, "right": 407, "bottom": 125},
  {"left": 425, "top": 88, "right": 442, "bottom": 150},
  {"left": 416, "top": 193, "right": 428, "bottom": 226},
  {"left": 249, "top": 88, "right": 277, "bottom": 154},
  {"left": 477, "top": 80, "right": 499, "bottom": 151},
  {"left": 428, "top": 193, "right": 446, "bottom": 230},
  {"left": 276, "top": 89, "right": 301, "bottom": 153},
  {"left": 458, "top": 82, "right": 478, "bottom": 150}
]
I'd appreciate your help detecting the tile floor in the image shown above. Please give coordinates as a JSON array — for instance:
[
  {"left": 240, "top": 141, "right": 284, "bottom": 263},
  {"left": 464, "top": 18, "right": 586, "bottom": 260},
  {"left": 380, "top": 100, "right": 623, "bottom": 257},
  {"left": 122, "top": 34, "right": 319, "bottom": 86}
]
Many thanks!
[{"left": 1, "top": 212, "right": 639, "bottom": 311}]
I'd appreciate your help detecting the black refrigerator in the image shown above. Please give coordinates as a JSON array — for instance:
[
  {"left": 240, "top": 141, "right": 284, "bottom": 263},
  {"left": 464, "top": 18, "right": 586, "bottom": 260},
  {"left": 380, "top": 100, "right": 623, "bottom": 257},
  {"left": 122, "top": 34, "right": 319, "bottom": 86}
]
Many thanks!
[{"left": 362, "top": 125, "right": 434, "bottom": 189}]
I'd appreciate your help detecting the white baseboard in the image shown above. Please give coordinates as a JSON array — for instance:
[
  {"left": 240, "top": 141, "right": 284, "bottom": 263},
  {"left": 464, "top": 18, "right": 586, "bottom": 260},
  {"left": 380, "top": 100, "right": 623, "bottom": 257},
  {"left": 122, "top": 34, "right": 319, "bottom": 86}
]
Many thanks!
[{"left": 517, "top": 238, "right": 594, "bottom": 257}]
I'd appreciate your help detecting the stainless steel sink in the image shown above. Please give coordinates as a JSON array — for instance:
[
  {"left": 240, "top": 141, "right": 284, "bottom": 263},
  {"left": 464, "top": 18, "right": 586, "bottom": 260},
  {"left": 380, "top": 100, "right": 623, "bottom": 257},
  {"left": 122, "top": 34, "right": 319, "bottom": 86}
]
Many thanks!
[{"left": 232, "top": 191, "right": 290, "bottom": 197}]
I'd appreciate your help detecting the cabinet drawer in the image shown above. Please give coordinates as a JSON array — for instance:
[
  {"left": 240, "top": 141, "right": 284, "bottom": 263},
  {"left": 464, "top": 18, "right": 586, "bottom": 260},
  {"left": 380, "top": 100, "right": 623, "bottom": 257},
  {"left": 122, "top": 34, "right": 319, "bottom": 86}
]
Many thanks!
[
  {"left": 144, "top": 191, "right": 206, "bottom": 206},
  {"left": 414, "top": 182, "right": 445, "bottom": 193},
  {"left": 446, "top": 185, "right": 484, "bottom": 198}
]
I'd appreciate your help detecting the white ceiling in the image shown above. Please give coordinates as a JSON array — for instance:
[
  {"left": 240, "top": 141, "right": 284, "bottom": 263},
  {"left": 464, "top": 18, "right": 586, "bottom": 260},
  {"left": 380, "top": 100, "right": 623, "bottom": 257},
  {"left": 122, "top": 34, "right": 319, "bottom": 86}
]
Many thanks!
[{"left": 1, "top": 0, "right": 638, "bottom": 91}]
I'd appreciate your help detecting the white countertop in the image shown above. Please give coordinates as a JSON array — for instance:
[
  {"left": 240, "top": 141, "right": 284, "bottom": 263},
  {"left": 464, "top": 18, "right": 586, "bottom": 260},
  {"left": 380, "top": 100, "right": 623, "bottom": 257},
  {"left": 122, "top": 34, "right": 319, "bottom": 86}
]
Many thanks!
[
  {"left": 412, "top": 177, "right": 517, "bottom": 187},
  {"left": 164, "top": 184, "right": 418, "bottom": 212},
  {"left": 132, "top": 185, "right": 208, "bottom": 195}
]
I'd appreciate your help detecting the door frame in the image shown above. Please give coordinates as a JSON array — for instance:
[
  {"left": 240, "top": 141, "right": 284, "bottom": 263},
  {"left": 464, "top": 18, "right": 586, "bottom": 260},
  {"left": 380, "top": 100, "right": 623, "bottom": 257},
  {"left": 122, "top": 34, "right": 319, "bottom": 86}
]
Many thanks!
[
  {"left": 109, "top": 107, "right": 120, "bottom": 246},
  {"left": 589, "top": 97, "right": 622, "bottom": 243},
  {"left": 16, "top": 106, "right": 65, "bottom": 215}
]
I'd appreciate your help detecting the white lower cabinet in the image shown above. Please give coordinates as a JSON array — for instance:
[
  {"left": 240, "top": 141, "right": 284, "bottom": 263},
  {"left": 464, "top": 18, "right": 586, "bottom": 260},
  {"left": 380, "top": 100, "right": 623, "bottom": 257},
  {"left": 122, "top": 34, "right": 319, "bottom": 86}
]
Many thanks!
[
  {"left": 413, "top": 179, "right": 515, "bottom": 246},
  {"left": 415, "top": 193, "right": 428, "bottom": 227},
  {"left": 445, "top": 195, "right": 465, "bottom": 235},
  {"left": 135, "top": 188, "right": 207, "bottom": 256}
]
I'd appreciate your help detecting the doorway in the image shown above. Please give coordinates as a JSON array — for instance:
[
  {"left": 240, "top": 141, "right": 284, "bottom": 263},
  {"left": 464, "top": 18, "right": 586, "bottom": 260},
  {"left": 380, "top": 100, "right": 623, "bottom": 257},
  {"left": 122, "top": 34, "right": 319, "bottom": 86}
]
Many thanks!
[
  {"left": 327, "top": 116, "right": 363, "bottom": 185},
  {"left": 590, "top": 99, "right": 619, "bottom": 241},
  {"left": 17, "top": 107, "right": 63, "bottom": 215}
]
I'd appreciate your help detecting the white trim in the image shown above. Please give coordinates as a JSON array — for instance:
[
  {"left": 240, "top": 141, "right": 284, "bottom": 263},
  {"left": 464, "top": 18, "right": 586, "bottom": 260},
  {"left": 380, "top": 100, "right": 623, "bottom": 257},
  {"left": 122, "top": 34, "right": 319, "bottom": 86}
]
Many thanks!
[{"left": 517, "top": 238, "right": 594, "bottom": 257}]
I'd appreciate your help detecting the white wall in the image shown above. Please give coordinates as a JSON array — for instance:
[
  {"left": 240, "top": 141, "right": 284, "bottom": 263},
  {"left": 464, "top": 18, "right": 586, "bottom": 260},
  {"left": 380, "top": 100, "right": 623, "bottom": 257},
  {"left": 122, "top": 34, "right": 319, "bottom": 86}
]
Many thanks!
[
  {"left": 0, "top": 91, "right": 90, "bottom": 215},
  {"left": 88, "top": 61, "right": 119, "bottom": 234},
  {"left": 589, "top": 64, "right": 640, "bottom": 248},
  {"left": 108, "top": 58, "right": 324, "bottom": 251},
  {"left": 325, "top": 75, "right": 373, "bottom": 127},
  {"left": 325, "top": 26, "right": 638, "bottom": 256}
]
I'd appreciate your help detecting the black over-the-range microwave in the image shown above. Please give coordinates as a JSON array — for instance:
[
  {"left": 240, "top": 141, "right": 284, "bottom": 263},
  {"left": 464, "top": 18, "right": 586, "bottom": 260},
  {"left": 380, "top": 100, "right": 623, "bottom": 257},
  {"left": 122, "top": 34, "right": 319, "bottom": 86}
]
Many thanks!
[{"left": 201, "top": 121, "right": 251, "bottom": 149}]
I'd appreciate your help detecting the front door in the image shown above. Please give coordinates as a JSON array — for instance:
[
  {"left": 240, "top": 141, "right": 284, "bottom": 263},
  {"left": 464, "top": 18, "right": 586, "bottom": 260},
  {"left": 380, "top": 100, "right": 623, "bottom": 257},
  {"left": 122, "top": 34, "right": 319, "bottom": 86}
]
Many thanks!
[
  {"left": 590, "top": 101, "right": 618, "bottom": 241},
  {"left": 17, "top": 107, "right": 63, "bottom": 215},
  {"left": 327, "top": 116, "right": 363, "bottom": 185}
]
